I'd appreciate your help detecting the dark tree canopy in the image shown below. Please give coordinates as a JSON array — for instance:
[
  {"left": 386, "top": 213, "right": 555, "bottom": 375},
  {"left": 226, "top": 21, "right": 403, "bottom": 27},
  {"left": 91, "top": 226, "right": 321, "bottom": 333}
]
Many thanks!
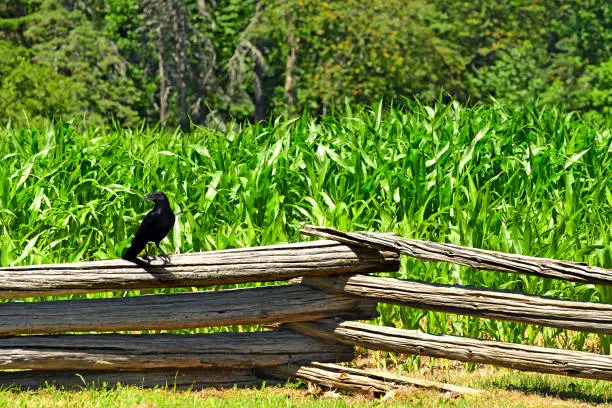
[{"left": 0, "top": 0, "right": 611, "bottom": 127}]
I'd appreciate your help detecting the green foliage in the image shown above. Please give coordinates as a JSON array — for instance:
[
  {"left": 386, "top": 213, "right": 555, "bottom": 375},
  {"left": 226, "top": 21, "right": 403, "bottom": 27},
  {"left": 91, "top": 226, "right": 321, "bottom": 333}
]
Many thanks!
[
  {"left": 2, "top": 0, "right": 612, "bottom": 125},
  {"left": 465, "top": 42, "right": 554, "bottom": 104},
  {"left": 1, "top": 103, "right": 610, "bottom": 354},
  {"left": 573, "top": 58, "right": 612, "bottom": 116},
  {"left": 0, "top": 1, "right": 141, "bottom": 126},
  {"left": 547, "top": 0, "right": 612, "bottom": 65},
  {"left": 256, "top": 0, "right": 464, "bottom": 114},
  {"left": 0, "top": 41, "right": 81, "bottom": 123}
]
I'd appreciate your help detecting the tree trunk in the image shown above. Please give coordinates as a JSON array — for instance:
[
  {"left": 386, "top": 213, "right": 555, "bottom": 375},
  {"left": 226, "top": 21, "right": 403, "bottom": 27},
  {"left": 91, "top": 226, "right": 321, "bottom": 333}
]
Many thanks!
[
  {"left": 283, "top": 2, "right": 297, "bottom": 110},
  {"left": 171, "top": 0, "right": 189, "bottom": 130},
  {"left": 158, "top": 24, "right": 168, "bottom": 125},
  {"left": 254, "top": 61, "right": 265, "bottom": 121}
]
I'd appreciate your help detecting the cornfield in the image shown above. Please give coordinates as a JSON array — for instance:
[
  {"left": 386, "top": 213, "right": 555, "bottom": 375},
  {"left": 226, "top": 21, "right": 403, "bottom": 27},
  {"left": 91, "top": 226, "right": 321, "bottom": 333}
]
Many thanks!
[{"left": 1, "top": 101, "right": 611, "bottom": 359}]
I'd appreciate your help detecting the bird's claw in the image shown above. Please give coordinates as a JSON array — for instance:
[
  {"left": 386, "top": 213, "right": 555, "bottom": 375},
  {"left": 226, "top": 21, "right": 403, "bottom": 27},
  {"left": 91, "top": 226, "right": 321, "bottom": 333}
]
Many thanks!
[
  {"left": 159, "top": 254, "right": 171, "bottom": 265},
  {"left": 140, "top": 252, "right": 170, "bottom": 265}
]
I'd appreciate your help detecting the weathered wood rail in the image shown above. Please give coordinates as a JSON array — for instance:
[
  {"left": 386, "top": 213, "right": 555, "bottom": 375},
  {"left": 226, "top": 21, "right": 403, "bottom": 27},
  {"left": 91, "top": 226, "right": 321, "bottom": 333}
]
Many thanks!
[
  {"left": 1, "top": 227, "right": 611, "bottom": 393},
  {"left": 0, "top": 240, "right": 399, "bottom": 298},
  {"left": 260, "top": 363, "right": 481, "bottom": 395},
  {"left": 0, "top": 284, "right": 376, "bottom": 335},
  {"left": 0, "top": 330, "right": 352, "bottom": 370},
  {"left": 303, "top": 226, "right": 612, "bottom": 285},
  {"left": 0, "top": 368, "right": 272, "bottom": 390},
  {"left": 301, "top": 274, "right": 612, "bottom": 334},
  {"left": 288, "top": 320, "right": 612, "bottom": 381}
]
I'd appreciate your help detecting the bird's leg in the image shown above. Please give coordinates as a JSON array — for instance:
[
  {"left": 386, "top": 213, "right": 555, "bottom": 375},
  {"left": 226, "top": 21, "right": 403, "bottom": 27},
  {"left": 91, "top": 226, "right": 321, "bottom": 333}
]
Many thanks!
[
  {"left": 156, "top": 242, "right": 171, "bottom": 264},
  {"left": 141, "top": 242, "right": 157, "bottom": 262}
]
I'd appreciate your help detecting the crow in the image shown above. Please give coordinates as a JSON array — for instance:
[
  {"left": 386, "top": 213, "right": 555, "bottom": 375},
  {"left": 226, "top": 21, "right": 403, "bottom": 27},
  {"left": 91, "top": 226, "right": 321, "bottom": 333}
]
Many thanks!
[{"left": 122, "top": 191, "right": 175, "bottom": 264}]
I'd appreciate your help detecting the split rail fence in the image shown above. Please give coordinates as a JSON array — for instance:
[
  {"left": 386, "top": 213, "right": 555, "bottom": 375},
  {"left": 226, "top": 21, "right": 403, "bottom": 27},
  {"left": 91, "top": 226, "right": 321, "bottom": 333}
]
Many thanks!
[{"left": 0, "top": 225, "right": 611, "bottom": 393}]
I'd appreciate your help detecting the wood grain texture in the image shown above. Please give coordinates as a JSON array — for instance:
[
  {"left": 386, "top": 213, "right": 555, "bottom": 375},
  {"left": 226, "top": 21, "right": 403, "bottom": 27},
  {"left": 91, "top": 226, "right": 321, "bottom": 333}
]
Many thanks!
[
  {"left": 0, "top": 330, "right": 354, "bottom": 370},
  {"left": 260, "top": 362, "right": 481, "bottom": 395},
  {"left": 302, "top": 274, "right": 612, "bottom": 334},
  {"left": 0, "top": 368, "right": 275, "bottom": 390},
  {"left": 0, "top": 240, "right": 399, "bottom": 299},
  {"left": 302, "top": 226, "right": 612, "bottom": 285},
  {"left": 0, "top": 284, "right": 378, "bottom": 335},
  {"left": 288, "top": 319, "right": 612, "bottom": 381}
]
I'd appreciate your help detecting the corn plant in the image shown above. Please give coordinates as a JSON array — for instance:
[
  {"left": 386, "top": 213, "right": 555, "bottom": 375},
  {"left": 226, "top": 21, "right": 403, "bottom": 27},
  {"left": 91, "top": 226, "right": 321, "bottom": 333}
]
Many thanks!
[{"left": 1, "top": 102, "right": 610, "bottom": 354}]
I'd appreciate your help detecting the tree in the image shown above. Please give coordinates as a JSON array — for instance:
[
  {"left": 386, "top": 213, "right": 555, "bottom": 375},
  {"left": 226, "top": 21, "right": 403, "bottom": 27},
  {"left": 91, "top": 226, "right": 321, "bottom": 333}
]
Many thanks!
[
  {"left": 0, "top": 0, "right": 141, "bottom": 126},
  {"left": 254, "top": 0, "right": 465, "bottom": 115},
  {"left": 1, "top": 0, "right": 612, "bottom": 125}
]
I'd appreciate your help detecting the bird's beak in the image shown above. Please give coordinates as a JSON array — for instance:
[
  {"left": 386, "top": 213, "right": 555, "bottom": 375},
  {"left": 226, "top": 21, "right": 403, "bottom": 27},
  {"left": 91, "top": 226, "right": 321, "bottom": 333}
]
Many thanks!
[{"left": 144, "top": 193, "right": 155, "bottom": 201}]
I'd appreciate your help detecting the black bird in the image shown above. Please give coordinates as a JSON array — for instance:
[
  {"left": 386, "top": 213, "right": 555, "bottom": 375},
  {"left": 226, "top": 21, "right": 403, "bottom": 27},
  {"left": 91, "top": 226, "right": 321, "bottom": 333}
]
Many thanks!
[{"left": 122, "top": 191, "right": 175, "bottom": 264}]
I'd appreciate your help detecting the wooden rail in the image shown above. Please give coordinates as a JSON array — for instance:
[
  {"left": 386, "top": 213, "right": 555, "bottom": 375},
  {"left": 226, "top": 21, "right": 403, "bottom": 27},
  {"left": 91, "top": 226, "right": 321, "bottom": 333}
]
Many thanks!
[
  {"left": 0, "top": 284, "right": 377, "bottom": 335},
  {"left": 260, "top": 363, "right": 481, "bottom": 395},
  {"left": 288, "top": 319, "right": 612, "bottom": 381},
  {"left": 0, "top": 240, "right": 399, "bottom": 299},
  {"left": 2, "top": 228, "right": 610, "bottom": 392},
  {"left": 0, "top": 330, "right": 353, "bottom": 370},
  {"left": 302, "top": 226, "right": 612, "bottom": 285},
  {"left": 0, "top": 368, "right": 274, "bottom": 390},
  {"left": 301, "top": 274, "right": 612, "bottom": 334}
]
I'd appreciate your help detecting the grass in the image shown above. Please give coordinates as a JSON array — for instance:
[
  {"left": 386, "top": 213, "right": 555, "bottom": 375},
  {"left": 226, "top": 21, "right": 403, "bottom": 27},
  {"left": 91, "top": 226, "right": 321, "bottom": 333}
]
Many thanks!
[
  {"left": 1, "top": 100, "right": 611, "bottom": 356},
  {"left": 0, "top": 367, "right": 610, "bottom": 407}
]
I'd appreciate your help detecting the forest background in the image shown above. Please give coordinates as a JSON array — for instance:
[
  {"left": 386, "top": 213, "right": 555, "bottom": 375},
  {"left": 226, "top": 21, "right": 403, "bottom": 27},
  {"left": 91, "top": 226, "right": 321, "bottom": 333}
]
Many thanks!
[{"left": 1, "top": 0, "right": 611, "bottom": 128}]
